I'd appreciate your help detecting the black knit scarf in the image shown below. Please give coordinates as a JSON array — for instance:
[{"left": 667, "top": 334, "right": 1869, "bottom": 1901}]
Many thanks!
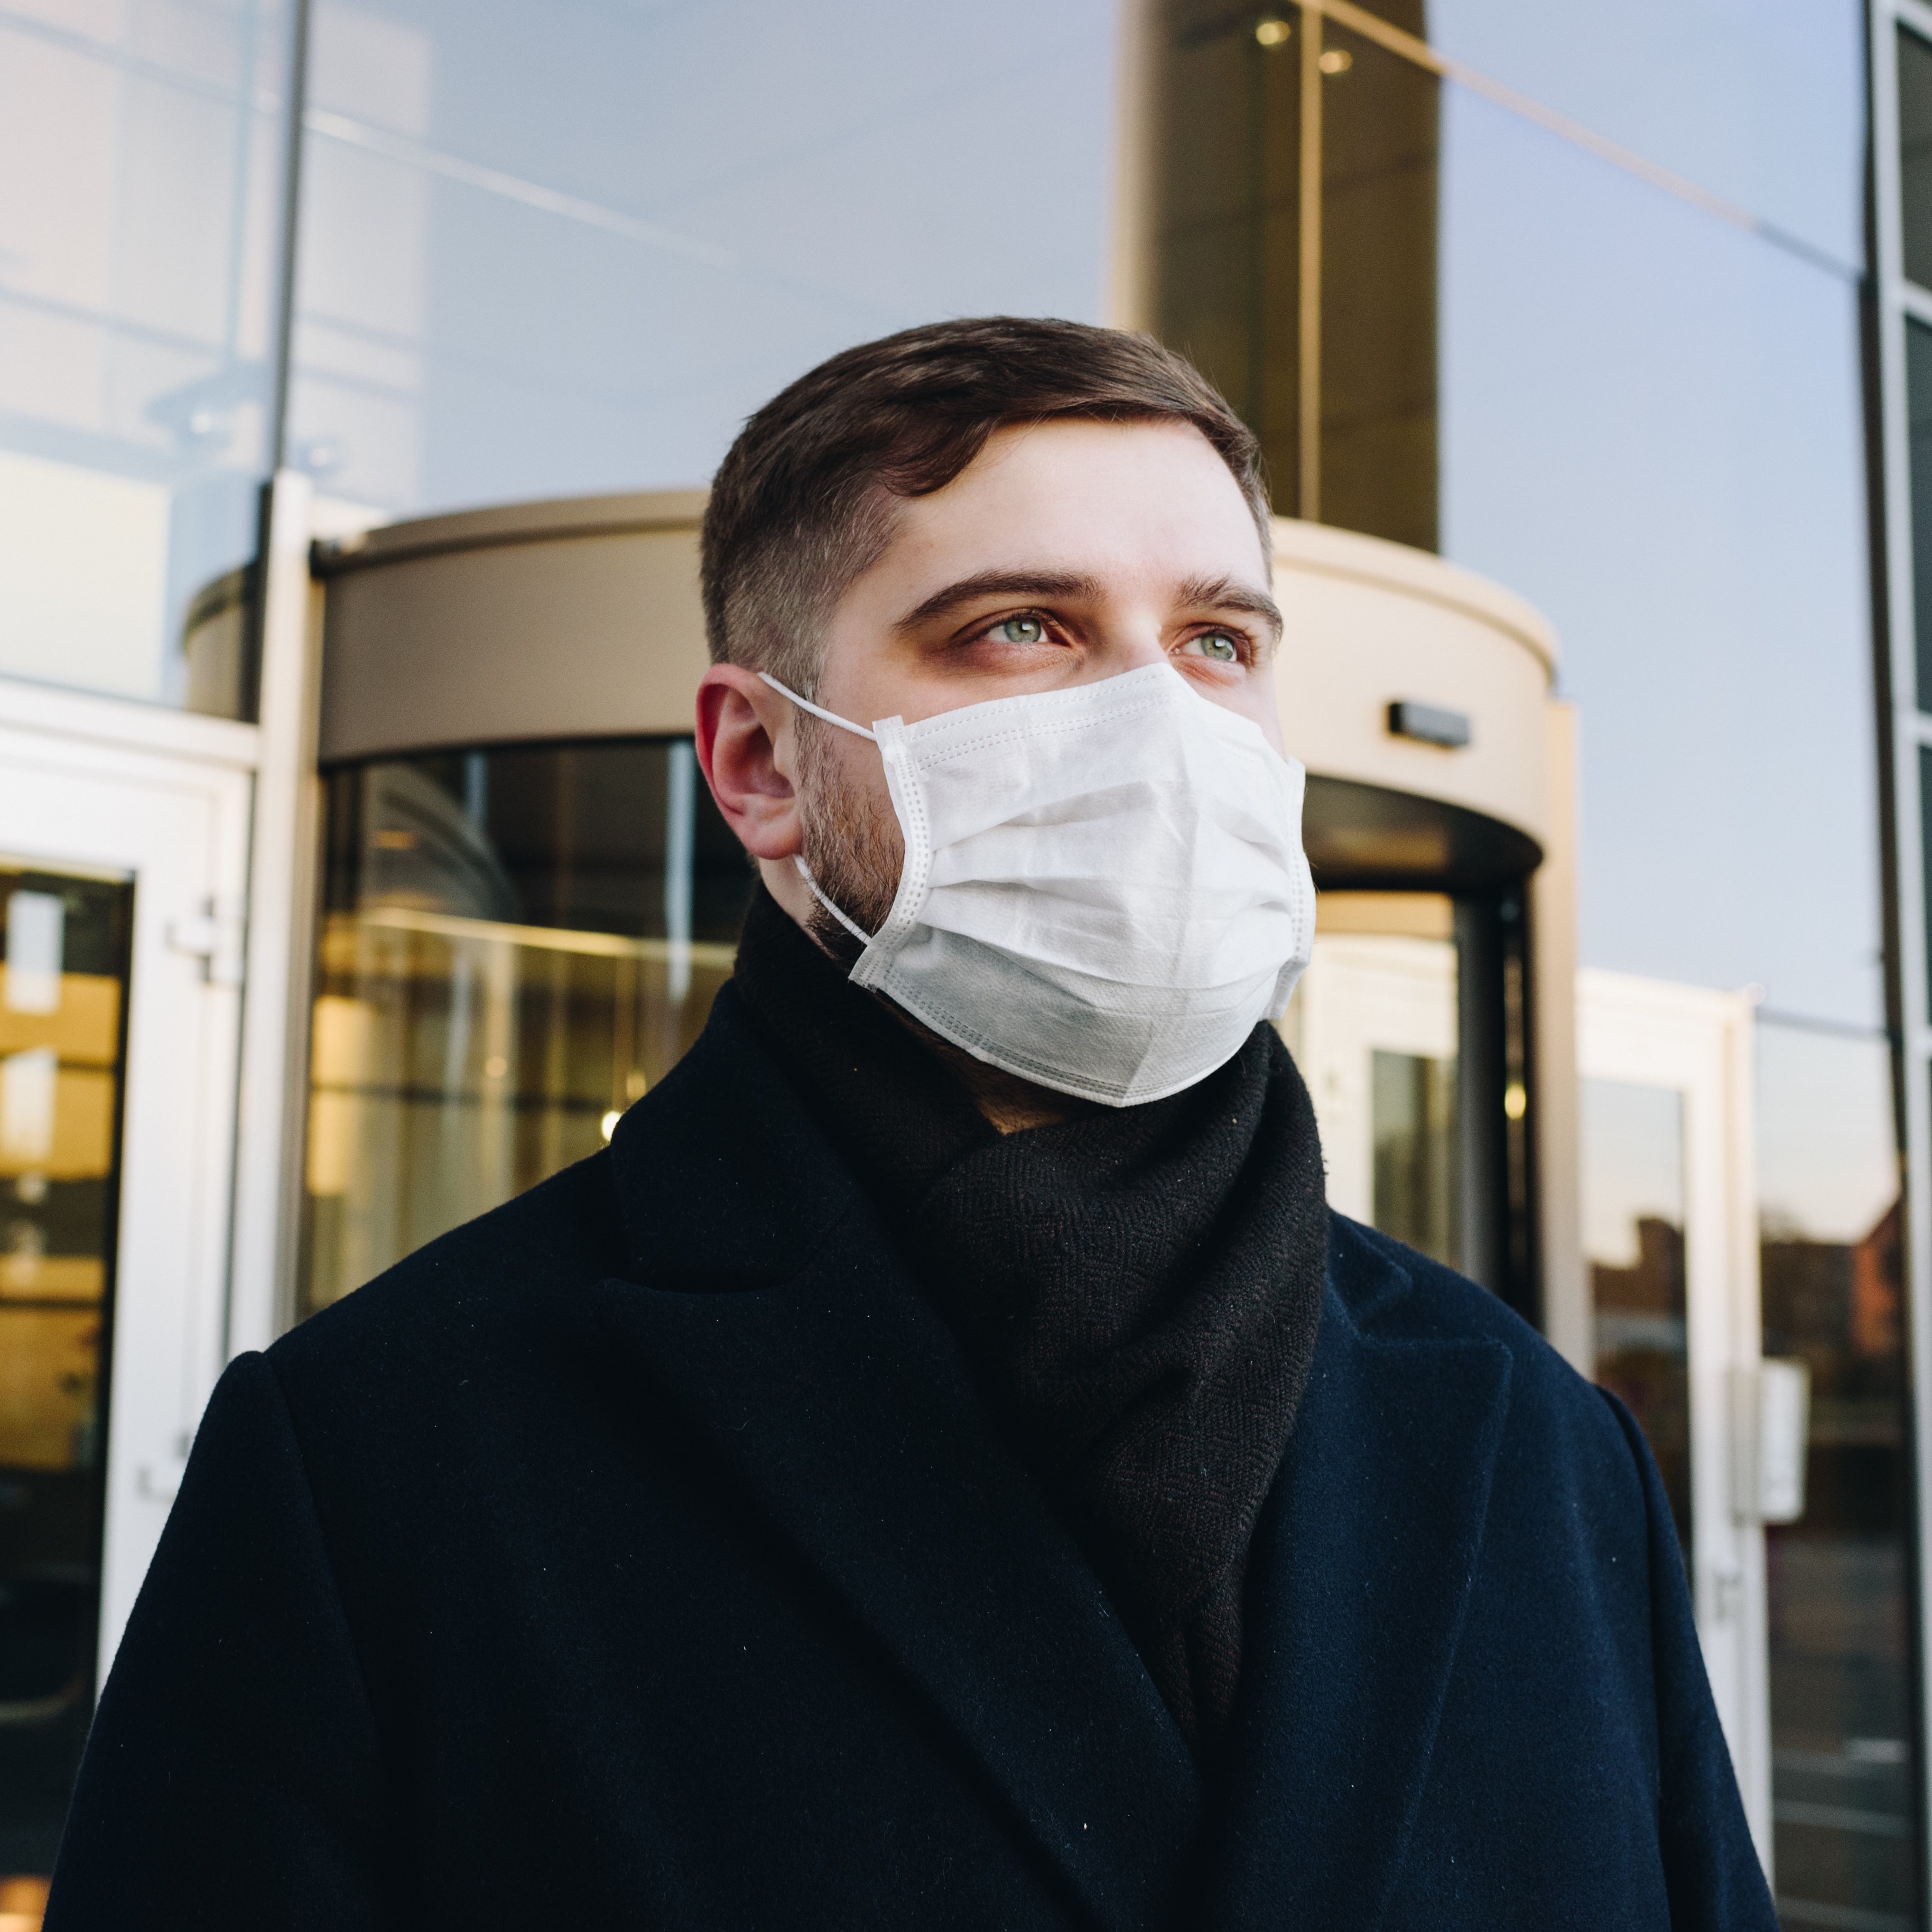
[{"left": 730, "top": 886, "right": 1329, "bottom": 1754}]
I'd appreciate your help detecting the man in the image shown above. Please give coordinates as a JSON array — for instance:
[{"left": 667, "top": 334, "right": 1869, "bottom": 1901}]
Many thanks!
[{"left": 48, "top": 319, "right": 1772, "bottom": 1929}]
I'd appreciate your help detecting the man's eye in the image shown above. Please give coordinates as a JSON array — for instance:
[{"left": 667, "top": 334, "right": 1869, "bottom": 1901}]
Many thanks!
[
  {"left": 1195, "top": 631, "right": 1240, "bottom": 663},
  {"left": 991, "top": 616, "right": 1045, "bottom": 645}
]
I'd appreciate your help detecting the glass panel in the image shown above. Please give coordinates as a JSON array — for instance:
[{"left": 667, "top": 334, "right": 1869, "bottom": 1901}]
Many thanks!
[
  {"left": 1582, "top": 1078, "right": 1690, "bottom": 1561},
  {"left": 1150, "top": 0, "right": 1437, "bottom": 541},
  {"left": 302, "top": 740, "right": 750, "bottom": 1315},
  {"left": 1921, "top": 745, "right": 1932, "bottom": 973},
  {"left": 0, "top": 863, "right": 132, "bottom": 1888},
  {"left": 1281, "top": 893, "right": 1462, "bottom": 1268},
  {"left": 1371, "top": 1048, "right": 1459, "bottom": 1263},
  {"left": 1153, "top": 0, "right": 1281, "bottom": 467},
  {"left": 1759, "top": 1020, "right": 1916, "bottom": 1927},
  {"left": 1442, "top": 87, "right": 1880, "bottom": 1028},
  {"left": 0, "top": 2, "right": 295, "bottom": 714},
  {"left": 1912, "top": 327, "right": 1932, "bottom": 713},
  {"left": 1901, "top": 29, "right": 1932, "bottom": 292},
  {"left": 1429, "top": 0, "right": 1864, "bottom": 274},
  {"left": 1316, "top": 13, "right": 1438, "bottom": 550},
  {"left": 284, "top": 0, "right": 1114, "bottom": 516}
]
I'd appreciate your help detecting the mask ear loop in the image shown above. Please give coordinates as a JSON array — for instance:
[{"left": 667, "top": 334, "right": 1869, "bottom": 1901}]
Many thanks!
[
  {"left": 792, "top": 858, "right": 876, "bottom": 946},
  {"left": 756, "top": 672, "right": 882, "bottom": 948},
  {"left": 756, "top": 672, "right": 877, "bottom": 741}
]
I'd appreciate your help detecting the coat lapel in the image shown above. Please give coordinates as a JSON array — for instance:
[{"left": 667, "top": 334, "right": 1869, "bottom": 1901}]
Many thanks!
[
  {"left": 1196, "top": 1217, "right": 1514, "bottom": 1929},
  {"left": 590, "top": 992, "right": 1204, "bottom": 1932}
]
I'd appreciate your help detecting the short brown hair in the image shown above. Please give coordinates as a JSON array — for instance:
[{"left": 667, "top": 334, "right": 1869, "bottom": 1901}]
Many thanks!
[{"left": 700, "top": 317, "right": 1270, "bottom": 694}]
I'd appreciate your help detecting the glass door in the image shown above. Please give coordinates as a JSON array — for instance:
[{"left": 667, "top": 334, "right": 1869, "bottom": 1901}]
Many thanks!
[
  {"left": 0, "top": 690, "right": 252, "bottom": 1905},
  {"left": 0, "top": 867, "right": 128, "bottom": 1882},
  {"left": 1577, "top": 969, "right": 1771, "bottom": 1863}
]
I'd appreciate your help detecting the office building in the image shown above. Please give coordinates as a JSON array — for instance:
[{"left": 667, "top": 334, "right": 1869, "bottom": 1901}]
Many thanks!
[{"left": 0, "top": 1, "right": 1916, "bottom": 1922}]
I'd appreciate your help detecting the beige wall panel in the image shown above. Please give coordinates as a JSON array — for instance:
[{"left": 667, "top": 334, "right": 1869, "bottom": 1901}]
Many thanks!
[
  {"left": 1271, "top": 517, "right": 1557, "bottom": 849},
  {"left": 320, "top": 518, "right": 708, "bottom": 763}
]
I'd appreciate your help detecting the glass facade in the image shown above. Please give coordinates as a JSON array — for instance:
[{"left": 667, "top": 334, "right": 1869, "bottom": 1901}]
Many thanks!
[
  {"left": 1154, "top": 0, "right": 1437, "bottom": 542},
  {"left": 284, "top": 0, "right": 1116, "bottom": 518},
  {"left": 1430, "top": 0, "right": 1865, "bottom": 272},
  {"left": 0, "top": 0, "right": 1116, "bottom": 701},
  {"left": 1759, "top": 1017, "right": 1915, "bottom": 1915},
  {"left": 1155, "top": 2, "right": 1912, "bottom": 1918},
  {"left": 0, "top": 0, "right": 297, "bottom": 714},
  {"left": 302, "top": 740, "right": 751, "bottom": 1315}
]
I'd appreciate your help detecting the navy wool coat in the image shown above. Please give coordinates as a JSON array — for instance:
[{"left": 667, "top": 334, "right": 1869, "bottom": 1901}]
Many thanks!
[{"left": 47, "top": 987, "right": 1775, "bottom": 1929}]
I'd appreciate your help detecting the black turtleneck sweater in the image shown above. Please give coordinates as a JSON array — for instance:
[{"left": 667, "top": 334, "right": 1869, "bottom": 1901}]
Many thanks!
[{"left": 730, "top": 885, "right": 1328, "bottom": 1754}]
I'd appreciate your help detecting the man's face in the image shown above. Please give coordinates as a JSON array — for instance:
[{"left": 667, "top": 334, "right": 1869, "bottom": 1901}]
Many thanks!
[{"left": 793, "top": 417, "right": 1283, "bottom": 934}]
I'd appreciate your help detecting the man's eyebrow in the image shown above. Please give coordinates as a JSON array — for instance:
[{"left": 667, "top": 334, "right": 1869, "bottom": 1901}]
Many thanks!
[
  {"left": 895, "top": 570, "right": 1102, "bottom": 633},
  {"left": 1178, "top": 574, "right": 1284, "bottom": 637}
]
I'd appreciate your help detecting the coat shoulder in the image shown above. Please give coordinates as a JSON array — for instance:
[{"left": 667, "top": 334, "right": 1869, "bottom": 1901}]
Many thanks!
[
  {"left": 1326, "top": 1210, "right": 1631, "bottom": 1463},
  {"left": 268, "top": 1147, "right": 630, "bottom": 1390}
]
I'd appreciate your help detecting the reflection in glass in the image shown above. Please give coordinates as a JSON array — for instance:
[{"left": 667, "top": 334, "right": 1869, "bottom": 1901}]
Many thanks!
[
  {"left": 302, "top": 741, "right": 751, "bottom": 1316},
  {"left": 0, "top": 4, "right": 294, "bottom": 712},
  {"left": 1151, "top": 0, "right": 1437, "bottom": 542},
  {"left": 1583, "top": 1078, "right": 1690, "bottom": 1560},
  {"left": 0, "top": 865, "right": 131, "bottom": 1878},
  {"left": 1900, "top": 29, "right": 1932, "bottom": 293},
  {"left": 1370, "top": 1048, "right": 1457, "bottom": 1265},
  {"left": 1909, "top": 325, "right": 1932, "bottom": 712},
  {"left": 284, "top": 0, "right": 1109, "bottom": 516},
  {"left": 1758, "top": 1019, "right": 1916, "bottom": 1926}
]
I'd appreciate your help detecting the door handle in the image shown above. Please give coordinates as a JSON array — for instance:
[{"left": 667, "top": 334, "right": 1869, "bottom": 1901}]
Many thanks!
[{"left": 1731, "top": 1359, "right": 1810, "bottom": 1525}]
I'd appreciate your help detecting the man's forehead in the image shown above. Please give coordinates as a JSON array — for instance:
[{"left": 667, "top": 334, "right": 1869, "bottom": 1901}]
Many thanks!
[{"left": 876, "top": 420, "right": 1271, "bottom": 596}]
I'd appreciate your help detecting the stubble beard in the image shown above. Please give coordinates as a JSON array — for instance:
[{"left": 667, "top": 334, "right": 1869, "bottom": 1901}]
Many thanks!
[
  {"left": 788, "top": 712, "right": 1082, "bottom": 1128},
  {"left": 793, "top": 712, "right": 903, "bottom": 968}
]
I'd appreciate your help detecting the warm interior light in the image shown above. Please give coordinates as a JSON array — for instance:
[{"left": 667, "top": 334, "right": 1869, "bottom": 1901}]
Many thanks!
[
  {"left": 600, "top": 1109, "right": 621, "bottom": 1142},
  {"left": 0, "top": 1874, "right": 49, "bottom": 1932},
  {"left": 1503, "top": 1081, "right": 1528, "bottom": 1121},
  {"left": 1318, "top": 46, "right": 1352, "bottom": 72},
  {"left": 1254, "top": 17, "right": 1290, "bottom": 45}
]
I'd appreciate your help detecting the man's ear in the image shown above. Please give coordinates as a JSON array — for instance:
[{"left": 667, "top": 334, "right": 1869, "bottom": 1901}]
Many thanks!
[{"left": 694, "top": 665, "right": 804, "bottom": 860}]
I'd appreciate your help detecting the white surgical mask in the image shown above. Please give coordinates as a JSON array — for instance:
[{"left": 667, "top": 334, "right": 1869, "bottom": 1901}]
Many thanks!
[{"left": 761, "top": 661, "right": 1316, "bottom": 1107}]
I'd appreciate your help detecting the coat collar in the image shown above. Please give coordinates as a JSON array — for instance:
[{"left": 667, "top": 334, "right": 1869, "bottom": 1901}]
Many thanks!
[
  {"left": 597, "top": 993, "right": 1514, "bottom": 1929},
  {"left": 597, "top": 990, "right": 1204, "bottom": 1932}
]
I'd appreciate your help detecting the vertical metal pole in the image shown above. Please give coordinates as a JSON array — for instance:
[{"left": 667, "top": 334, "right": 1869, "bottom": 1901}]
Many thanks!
[
  {"left": 268, "top": 0, "right": 312, "bottom": 472},
  {"left": 224, "top": 0, "right": 318, "bottom": 1354},
  {"left": 1297, "top": 0, "right": 1324, "bottom": 522},
  {"left": 227, "top": 469, "right": 321, "bottom": 1355},
  {"left": 1104, "top": 0, "right": 1158, "bottom": 333}
]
